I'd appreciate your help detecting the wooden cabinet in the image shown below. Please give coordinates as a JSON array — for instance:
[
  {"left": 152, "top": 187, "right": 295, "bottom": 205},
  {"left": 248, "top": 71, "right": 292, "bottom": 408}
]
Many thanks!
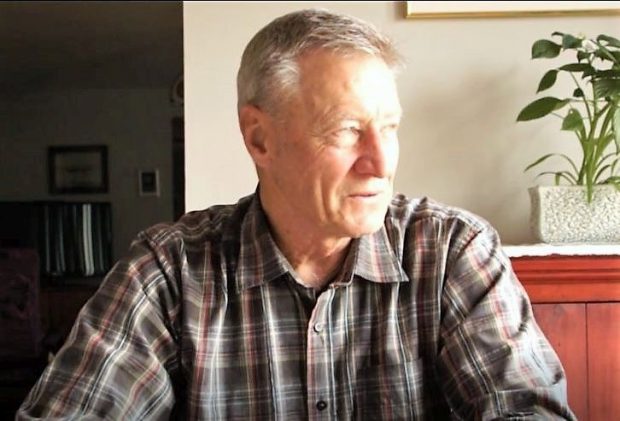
[
  {"left": 587, "top": 304, "right": 620, "bottom": 419},
  {"left": 511, "top": 254, "right": 620, "bottom": 421},
  {"left": 0, "top": 284, "right": 98, "bottom": 417},
  {"left": 40, "top": 284, "right": 99, "bottom": 343},
  {"left": 530, "top": 303, "right": 588, "bottom": 419}
]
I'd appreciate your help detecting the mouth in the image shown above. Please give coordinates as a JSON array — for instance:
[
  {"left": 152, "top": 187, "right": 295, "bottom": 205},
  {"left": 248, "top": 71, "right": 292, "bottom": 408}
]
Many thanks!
[{"left": 349, "top": 191, "right": 382, "bottom": 199}]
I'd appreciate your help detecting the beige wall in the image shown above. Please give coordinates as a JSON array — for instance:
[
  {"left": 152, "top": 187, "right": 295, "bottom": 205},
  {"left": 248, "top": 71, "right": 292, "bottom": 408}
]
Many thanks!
[{"left": 184, "top": 1, "right": 620, "bottom": 245}]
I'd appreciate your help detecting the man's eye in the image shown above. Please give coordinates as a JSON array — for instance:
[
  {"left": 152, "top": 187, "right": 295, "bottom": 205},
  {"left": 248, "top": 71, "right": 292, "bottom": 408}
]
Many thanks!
[
  {"left": 340, "top": 126, "right": 361, "bottom": 135},
  {"left": 381, "top": 123, "right": 399, "bottom": 134},
  {"left": 327, "top": 126, "right": 360, "bottom": 146}
]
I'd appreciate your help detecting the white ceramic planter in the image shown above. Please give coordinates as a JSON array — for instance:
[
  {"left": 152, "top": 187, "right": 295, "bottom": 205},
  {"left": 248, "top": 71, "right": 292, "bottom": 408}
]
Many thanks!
[{"left": 529, "top": 185, "right": 620, "bottom": 243}]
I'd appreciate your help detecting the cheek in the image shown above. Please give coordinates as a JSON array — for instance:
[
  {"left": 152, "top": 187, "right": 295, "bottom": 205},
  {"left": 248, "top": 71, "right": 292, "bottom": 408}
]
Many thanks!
[
  {"left": 392, "top": 144, "right": 400, "bottom": 174},
  {"left": 385, "top": 138, "right": 400, "bottom": 177},
  {"left": 273, "top": 138, "right": 313, "bottom": 180},
  {"left": 327, "top": 157, "right": 360, "bottom": 195},
  {"left": 310, "top": 148, "right": 355, "bottom": 181}
]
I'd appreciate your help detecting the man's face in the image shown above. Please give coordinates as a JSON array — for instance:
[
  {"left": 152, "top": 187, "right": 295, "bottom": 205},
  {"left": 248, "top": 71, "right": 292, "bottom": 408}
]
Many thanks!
[{"left": 261, "top": 50, "right": 402, "bottom": 239}]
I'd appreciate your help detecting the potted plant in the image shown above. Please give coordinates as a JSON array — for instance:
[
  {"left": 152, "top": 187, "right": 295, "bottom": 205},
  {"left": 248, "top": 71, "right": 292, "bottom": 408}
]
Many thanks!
[{"left": 517, "top": 31, "right": 620, "bottom": 243}]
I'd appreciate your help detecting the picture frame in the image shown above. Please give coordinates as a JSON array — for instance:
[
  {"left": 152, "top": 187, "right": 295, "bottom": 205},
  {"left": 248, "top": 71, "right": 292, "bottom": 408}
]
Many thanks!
[
  {"left": 138, "top": 169, "right": 160, "bottom": 197},
  {"left": 48, "top": 145, "right": 108, "bottom": 194},
  {"left": 405, "top": 1, "right": 620, "bottom": 19}
]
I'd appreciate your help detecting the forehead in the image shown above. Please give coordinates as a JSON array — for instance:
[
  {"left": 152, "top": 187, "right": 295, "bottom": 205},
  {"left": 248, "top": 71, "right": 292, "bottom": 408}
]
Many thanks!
[
  {"left": 297, "top": 49, "right": 394, "bottom": 86},
  {"left": 295, "top": 50, "right": 401, "bottom": 116}
]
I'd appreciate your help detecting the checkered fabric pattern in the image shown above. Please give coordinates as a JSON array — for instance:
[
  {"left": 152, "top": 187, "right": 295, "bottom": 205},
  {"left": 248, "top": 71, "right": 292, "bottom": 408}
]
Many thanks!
[{"left": 17, "top": 193, "right": 575, "bottom": 420}]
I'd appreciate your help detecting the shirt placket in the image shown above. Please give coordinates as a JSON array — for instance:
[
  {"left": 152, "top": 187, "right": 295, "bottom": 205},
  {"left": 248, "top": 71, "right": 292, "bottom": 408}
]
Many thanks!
[{"left": 306, "top": 287, "right": 335, "bottom": 419}]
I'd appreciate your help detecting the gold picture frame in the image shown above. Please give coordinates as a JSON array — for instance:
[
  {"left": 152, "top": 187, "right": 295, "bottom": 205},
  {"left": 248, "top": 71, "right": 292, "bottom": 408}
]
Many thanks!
[{"left": 405, "top": 1, "right": 620, "bottom": 19}]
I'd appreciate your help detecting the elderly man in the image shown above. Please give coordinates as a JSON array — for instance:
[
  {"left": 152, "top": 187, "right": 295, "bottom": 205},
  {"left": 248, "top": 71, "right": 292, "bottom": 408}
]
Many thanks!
[{"left": 18, "top": 9, "right": 575, "bottom": 420}]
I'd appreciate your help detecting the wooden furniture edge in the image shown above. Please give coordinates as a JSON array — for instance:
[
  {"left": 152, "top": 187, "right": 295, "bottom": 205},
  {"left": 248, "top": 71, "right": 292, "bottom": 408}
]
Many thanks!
[{"left": 510, "top": 255, "right": 620, "bottom": 303}]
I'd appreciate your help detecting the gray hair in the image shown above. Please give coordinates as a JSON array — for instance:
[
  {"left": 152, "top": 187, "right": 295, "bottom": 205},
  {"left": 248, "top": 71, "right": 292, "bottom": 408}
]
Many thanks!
[{"left": 236, "top": 9, "right": 404, "bottom": 115}]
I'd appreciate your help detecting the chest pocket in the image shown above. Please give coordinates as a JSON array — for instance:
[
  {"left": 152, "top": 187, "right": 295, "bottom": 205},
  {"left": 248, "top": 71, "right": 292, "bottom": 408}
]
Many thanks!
[{"left": 352, "top": 358, "right": 424, "bottom": 420}]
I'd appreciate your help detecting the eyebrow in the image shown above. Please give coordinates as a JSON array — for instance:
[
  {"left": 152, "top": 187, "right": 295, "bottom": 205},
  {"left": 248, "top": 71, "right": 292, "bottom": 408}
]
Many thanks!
[
  {"left": 314, "top": 103, "right": 402, "bottom": 130},
  {"left": 314, "top": 105, "right": 350, "bottom": 125}
]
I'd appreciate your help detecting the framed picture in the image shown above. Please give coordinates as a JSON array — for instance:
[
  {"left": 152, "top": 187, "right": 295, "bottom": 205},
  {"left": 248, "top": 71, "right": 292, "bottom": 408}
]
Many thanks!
[
  {"left": 405, "top": 1, "right": 620, "bottom": 19},
  {"left": 139, "top": 169, "right": 160, "bottom": 197},
  {"left": 48, "top": 145, "right": 108, "bottom": 194}
]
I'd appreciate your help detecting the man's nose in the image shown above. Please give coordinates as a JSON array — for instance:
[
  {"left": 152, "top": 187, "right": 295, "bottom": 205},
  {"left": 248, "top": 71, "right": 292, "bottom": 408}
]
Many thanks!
[{"left": 353, "top": 126, "right": 390, "bottom": 177}]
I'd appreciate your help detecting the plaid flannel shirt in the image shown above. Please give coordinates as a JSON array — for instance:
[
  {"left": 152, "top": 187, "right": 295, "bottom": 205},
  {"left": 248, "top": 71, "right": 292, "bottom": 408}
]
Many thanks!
[{"left": 17, "top": 193, "right": 575, "bottom": 420}]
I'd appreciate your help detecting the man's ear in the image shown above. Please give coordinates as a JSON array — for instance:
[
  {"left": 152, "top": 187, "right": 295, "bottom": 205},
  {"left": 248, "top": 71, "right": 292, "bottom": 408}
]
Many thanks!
[{"left": 239, "top": 104, "right": 271, "bottom": 168}]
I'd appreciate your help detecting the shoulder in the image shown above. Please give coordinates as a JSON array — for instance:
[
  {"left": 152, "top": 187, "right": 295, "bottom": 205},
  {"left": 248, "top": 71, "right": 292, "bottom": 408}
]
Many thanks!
[
  {"left": 105, "top": 195, "right": 255, "bottom": 297},
  {"left": 386, "top": 193, "right": 500, "bottom": 255},
  {"left": 138, "top": 194, "right": 254, "bottom": 251},
  {"left": 388, "top": 193, "right": 492, "bottom": 232}
]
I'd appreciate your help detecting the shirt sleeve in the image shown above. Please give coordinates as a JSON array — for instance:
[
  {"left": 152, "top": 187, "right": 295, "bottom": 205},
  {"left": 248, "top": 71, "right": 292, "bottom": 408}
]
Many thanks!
[
  {"left": 436, "top": 224, "right": 576, "bottom": 420},
  {"left": 16, "top": 234, "right": 182, "bottom": 420}
]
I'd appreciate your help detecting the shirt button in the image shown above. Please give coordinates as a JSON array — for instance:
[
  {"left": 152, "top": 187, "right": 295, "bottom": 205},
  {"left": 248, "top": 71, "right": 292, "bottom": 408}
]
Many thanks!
[
  {"left": 316, "top": 400, "right": 328, "bottom": 411},
  {"left": 313, "top": 322, "right": 324, "bottom": 333}
]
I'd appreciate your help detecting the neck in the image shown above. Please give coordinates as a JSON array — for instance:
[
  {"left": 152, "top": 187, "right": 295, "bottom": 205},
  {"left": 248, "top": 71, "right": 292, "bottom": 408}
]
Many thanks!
[
  {"left": 259, "top": 189, "right": 351, "bottom": 290},
  {"left": 284, "top": 239, "right": 350, "bottom": 290}
]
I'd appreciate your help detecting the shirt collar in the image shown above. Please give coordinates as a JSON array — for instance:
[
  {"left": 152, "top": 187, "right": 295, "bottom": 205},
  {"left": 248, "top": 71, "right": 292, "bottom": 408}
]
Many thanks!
[
  {"left": 335, "top": 222, "right": 409, "bottom": 286},
  {"left": 234, "top": 193, "right": 409, "bottom": 293},
  {"left": 234, "top": 194, "right": 291, "bottom": 292}
]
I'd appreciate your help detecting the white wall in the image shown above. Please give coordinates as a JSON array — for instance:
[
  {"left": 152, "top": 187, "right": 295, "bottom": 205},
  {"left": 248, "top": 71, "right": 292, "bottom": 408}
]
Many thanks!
[
  {"left": 0, "top": 88, "right": 178, "bottom": 261},
  {"left": 184, "top": 1, "right": 620, "bottom": 245}
]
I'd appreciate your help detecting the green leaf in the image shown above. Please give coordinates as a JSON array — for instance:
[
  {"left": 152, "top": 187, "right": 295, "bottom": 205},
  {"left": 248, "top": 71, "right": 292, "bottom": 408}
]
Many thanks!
[
  {"left": 597, "top": 34, "right": 620, "bottom": 48},
  {"left": 583, "top": 68, "right": 597, "bottom": 79},
  {"left": 595, "top": 164, "right": 609, "bottom": 180},
  {"left": 594, "top": 160, "right": 619, "bottom": 182},
  {"left": 595, "top": 152, "right": 618, "bottom": 170},
  {"left": 599, "top": 132, "right": 614, "bottom": 150},
  {"left": 613, "top": 107, "right": 620, "bottom": 150},
  {"left": 594, "top": 49, "right": 620, "bottom": 64},
  {"left": 524, "top": 154, "right": 579, "bottom": 179},
  {"left": 601, "top": 177, "right": 620, "bottom": 191},
  {"left": 577, "top": 50, "right": 590, "bottom": 62},
  {"left": 593, "top": 79, "right": 620, "bottom": 98},
  {"left": 563, "top": 154, "right": 581, "bottom": 175},
  {"left": 555, "top": 153, "right": 581, "bottom": 176},
  {"left": 562, "top": 34, "right": 582, "bottom": 49},
  {"left": 531, "top": 39, "right": 561, "bottom": 59},
  {"left": 517, "top": 97, "right": 570, "bottom": 121},
  {"left": 524, "top": 153, "right": 555, "bottom": 172},
  {"left": 534, "top": 171, "right": 577, "bottom": 185},
  {"left": 595, "top": 69, "right": 620, "bottom": 79},
  {"left": 559, "top": 63, "right": 594, "bottom": 73},
  {"left": 537, "top": 70, "right": 558, "bottom": 92},
  {"left": 561, "top": 109, "right": 584, "bottom": 132},
  {"left": 592, "top": 135, "right": 616, "bottom": 182},
  {"left": 573, "top": 88, "right": 584, "bottom": 98}
]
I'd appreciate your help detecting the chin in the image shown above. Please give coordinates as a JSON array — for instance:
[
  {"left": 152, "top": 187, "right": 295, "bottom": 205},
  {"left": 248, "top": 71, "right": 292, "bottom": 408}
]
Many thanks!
[{"left": 346, "top": 215, "right": 385, "bottom": 238}]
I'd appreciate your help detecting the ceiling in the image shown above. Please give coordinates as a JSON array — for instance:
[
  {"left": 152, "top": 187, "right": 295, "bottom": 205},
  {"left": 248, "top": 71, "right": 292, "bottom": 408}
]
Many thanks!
[{"left": 0, "top": 1, "right": 183, "bottom": 93}]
